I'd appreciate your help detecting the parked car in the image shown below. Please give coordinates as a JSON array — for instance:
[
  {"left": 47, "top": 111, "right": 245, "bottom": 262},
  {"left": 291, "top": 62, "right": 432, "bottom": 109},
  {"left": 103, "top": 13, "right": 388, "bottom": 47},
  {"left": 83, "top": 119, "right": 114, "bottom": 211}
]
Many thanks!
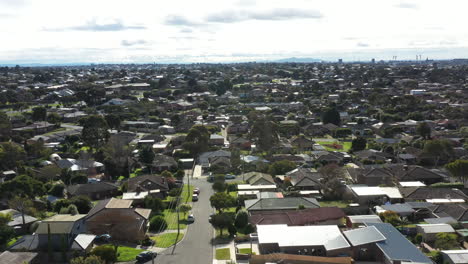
[
  {"left": 187, "top": 214, "right": 195, "bottom": 223},
  {"left": 95, "top": 234, "right": 111, "bottom": 243},
  {"left": 193, "top": 188, "right": 200, "bottom": 194},
  {"left": 136, "top": 251, "right": 157, "bottom": 262},
  {"left": 225, "top": 174, "right": 236, "bottom": 179},
  {"left": 208, "top": 213, "right": 214, "bottom": 223},
  {"left": 192, "top": 194, "right": 199, "bottom": 201}
]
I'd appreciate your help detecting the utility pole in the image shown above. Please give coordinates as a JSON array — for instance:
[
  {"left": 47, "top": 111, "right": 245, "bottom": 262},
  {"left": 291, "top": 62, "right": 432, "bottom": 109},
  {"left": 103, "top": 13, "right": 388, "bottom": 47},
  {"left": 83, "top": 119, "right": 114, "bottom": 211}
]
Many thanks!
[{"left": 172, "top": 196, "right": 181, "bottom": 255}]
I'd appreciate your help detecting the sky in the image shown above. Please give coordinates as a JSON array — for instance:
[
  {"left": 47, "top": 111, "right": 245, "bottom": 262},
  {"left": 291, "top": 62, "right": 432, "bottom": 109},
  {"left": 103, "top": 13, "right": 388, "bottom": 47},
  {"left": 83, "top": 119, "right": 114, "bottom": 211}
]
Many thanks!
[{"left": 0, "top": 0, "right": 467, "bottom": 64}]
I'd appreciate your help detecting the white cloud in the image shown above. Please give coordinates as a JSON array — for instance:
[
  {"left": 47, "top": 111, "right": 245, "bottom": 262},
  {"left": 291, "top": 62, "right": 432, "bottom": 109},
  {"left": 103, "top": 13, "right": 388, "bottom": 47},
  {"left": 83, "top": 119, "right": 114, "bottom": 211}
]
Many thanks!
[{"left": 0, "top": 0, "right": 467, "bottom": 63}]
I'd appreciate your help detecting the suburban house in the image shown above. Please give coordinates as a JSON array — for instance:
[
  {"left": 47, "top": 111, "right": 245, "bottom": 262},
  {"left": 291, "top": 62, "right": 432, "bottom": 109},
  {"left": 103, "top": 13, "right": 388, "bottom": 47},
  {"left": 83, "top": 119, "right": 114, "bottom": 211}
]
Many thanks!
[
  {"left": 249, "top": 207, "right": 346, "bottom": 226},
  {"left": 364, "top": 223, "right": 432, "bottom": 263},
  {"left": 10, "top": 214, "right": 87, "bottom": 251},
  {"left": 151, "top": 154, "right": 178, "bottom": 172},
  {"left": 401, "top": 187, "right": 468, "bottom": 202},
  {"left": 290, "top": 135, "right": 315, "bottom": 151},
  {"left": 249, "top": 254, "right": 353, "bottom": 264},
  {"left": 245, "top": 197, "right": 320, "bottom": 212},
  {"left": 394, "top": 165, "right": 446, "bottom": 185},
  {"left": 127, "top": 175, "right": 169, "bottom": 195},
  {"left": 355, "top": 168, "right": 394, "bottom": 186},
  {"left": 416, "top": 224, "right": 456, "bottom": 243},
  {"left": 86, "top": 198, "right": 151, "bottom": 242},
  {"left": 286, "top": 168, "right": 322, "bottom": 190},
  {"left": 347, "top": 185, "right": 403, "bottom": 205},
  {"left": 441, "top": 250, "right": 468, "bottom": 264},
  {"left": 0, "top": 209, "right": 37, "bottom": 234},
  {"left": 256, "top": 224, "right": 351, "bottom": 257},
  {"left": 66, "top": 182, "right": 119, "bottom": 200},
  {"left": 54, "top": 158, "right": 104, "bottom": 176},
  {"left": 431, "top": 203, "right": 468, "bottom": 221},
  {"left": 198, "top": 150, "right": 231, "bottom": 168},
  {"left": 209, "top": 134, "right": 225, "bottom": 146},
  {"left": 242, "top": 172, "right": 275, "bottom": 185}
]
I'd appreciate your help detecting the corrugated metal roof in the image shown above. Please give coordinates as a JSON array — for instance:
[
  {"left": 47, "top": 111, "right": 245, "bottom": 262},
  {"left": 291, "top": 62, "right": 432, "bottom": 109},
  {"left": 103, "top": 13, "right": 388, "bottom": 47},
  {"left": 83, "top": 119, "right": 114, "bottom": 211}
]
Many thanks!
[{"left": 343, "top": 226, "right": 386, "bottom": 246}]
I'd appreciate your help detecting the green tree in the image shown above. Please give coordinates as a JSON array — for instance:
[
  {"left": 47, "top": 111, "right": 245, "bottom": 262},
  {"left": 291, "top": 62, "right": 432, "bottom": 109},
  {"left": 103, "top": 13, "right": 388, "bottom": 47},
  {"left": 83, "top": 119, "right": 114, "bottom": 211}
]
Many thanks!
[
  {"left": 319, "top": 164, "right": 345, "bottom": 200},
  {"left": 446, "top": 160, "right": 468, "bottom": 184},
  {"left": 79, "top": 115, "right": 109, "bottom": 149},
  {"left": 422, "top": 139, "right": 454, "bottom": 166},
  {"left": 143, "top": 196, "right": 165, "bottom": 214},
  {"left": 249, "top": 117, "right": 279, "bottom": 151},
  {"left": 139, "top": 146, "right": 155, "bottom": 171},
  {"left": 183, "top": 125, "right": 210, "bottom": 157},
  {"left": 0, "top": 142, "right": 26, "bottom": 170},
  {"left": 351, "top": 137, "right": 367, "bottom": 152},
  {"left": 70, "top": 196, "right": 93, "bottom": 214},
  {"left": 0, "top": 213, "right": 14, "bottom": 248},
  {"left": 47, "top": 112, "right": 62, "bottom": 124},
  {"left": 434, "top": 233, "right": 459, "bottom": 250},
  {"left": 105, "top": 114, "right": 121, "bottom": 131},
  {"left": 91, "top": 245, "right": 117, "bottom": 264},
  {"left": 416, "top": 122, "right": 431, "bottom": 139},
  {"left": 212, "top": 181, "right": 227, "bottom": 193},
  {"left": 268, "top": 160, "right": 296, "bottom": 176},
  {"left": 210, "top": 213, "right": 234, "bottom": 236},
  {"left": 0, "top": 175, "right": 45, "bottom": 198},
  {"left": 175, "top": 169, "right": 185, "bottom": 179},
  {"left": 234, "top": 210, "right": 249, "bottom": 229},
  {"left": 379, "top": 211, "right": 401, "bottom": 227},
  {"left": 322, "top": 107, "right": 340, "bottom": 126},
  {"left": 149, "top": 215, "right": 167, "bottom": 232},
  {"left": 0, "top": 111, "right": 12, "bottom": 141},
  {"left": 334, "top": 128, "right": 352, "bottom": 139},
  {"left": 161, "top": 170, "right": 174, "bottom": 178},
  {"left": 210, "top": 192, "right": 236, "bottom": 213},
  {"left": 8, "top": 196, "right": 34, "bottom": 232},
  {"left": 32, "top": 106, "right": 47, "bottom": 122},
  {"left": 179, "top": 204, "right": 192, "bottom": 216},
  {"left": 102, "top": 136, "right": 133, "bottom": 179}
]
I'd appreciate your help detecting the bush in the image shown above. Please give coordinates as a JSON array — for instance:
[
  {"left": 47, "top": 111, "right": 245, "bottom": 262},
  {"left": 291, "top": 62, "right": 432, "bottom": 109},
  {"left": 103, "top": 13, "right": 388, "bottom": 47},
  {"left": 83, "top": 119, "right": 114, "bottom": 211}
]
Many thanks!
[
  {"left": 430, "top": 182, "right": 464, "bottom": 189},
  {"left": 212, "top": 181, "right": 227, "bottom": 192},
  {"left": 49, "top": 183, "right": 65, "bottom": 197},
  {"left": 149, "top": 215, "right": 167, "bottom": 232},
  {"left": 168, "top": 188, "right": 181, "bottom": 197},
  {"left": 414, "top": 233, "right": 423, "bottom": 244},
  {"left": 228, "top": 224, "right": 237, "bottom": 237},
  {"left": 90, "top": 245, "right": 117, "bottom": 263},
  {"left": 226, "top": 183, "right": 237, "bottom": 192}
]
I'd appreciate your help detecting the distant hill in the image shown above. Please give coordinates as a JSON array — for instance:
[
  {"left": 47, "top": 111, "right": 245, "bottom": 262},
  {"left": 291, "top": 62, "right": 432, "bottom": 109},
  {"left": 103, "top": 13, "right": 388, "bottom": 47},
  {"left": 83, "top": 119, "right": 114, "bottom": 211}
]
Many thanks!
[{"left": 273, "top": 57, "right": 322, "bottom": 63}]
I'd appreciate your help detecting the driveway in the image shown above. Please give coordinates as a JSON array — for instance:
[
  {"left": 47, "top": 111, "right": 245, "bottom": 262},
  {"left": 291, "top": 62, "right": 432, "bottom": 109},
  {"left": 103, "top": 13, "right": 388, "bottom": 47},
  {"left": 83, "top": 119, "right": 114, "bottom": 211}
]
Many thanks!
[{"left": 145, "top": 178, "right": 215, "bottom": 264}]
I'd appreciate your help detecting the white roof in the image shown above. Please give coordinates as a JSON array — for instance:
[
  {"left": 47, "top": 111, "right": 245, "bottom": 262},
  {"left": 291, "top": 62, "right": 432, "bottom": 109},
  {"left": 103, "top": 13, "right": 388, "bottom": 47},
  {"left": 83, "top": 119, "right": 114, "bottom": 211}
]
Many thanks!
[
  {"left": 299, "top": 190, "right": 320, "bottom": 195},
  {"left": 73, "top": 234, "right": 96, "bottom": 250},
  {"left": 343, "top": 226, "right": 386, "bottom": 246},
  {"left": 257, "top": 224, "right": 350, "bottom": 251},
  {"left": 347, "top": 215, "right": 383, "bottom": 224},
  {"left": 237, "top": 184, "right": 277, "bottom": 191},
  {"left": 122, "top": 190, "right": 160, "bottom": 200},
  {"left": 427, "top": 199, "right": 465, "bottom": 204},
  {"left": 350, "top": 186, "right": 402, "bottom": 199},
  {"left": 238, "top": 191, "right": 260, "bottom": 196},
  {"left": 416, "top": 224, "right": 456, "bottom": 234},
  {"left": 441, "top": 250, "right": 468, "bottom": 264},
  {"left": 399, "top": 181, "right": 426, "bottom": 187}
]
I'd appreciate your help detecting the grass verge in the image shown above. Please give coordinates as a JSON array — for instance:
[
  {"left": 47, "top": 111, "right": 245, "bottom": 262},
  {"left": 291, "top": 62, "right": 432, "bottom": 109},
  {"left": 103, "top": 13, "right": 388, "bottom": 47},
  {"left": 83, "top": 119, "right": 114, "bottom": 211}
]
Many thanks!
[
  {"left": 151, "top": 232, "right": 184, "bottom": 248},
  {"left": 215, "top": 248, "right": 231, "bottom": 260}
]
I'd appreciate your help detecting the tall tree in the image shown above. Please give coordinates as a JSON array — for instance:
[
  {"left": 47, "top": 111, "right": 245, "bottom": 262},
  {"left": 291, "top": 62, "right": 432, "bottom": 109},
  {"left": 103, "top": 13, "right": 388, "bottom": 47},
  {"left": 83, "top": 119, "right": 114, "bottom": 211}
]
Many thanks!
[
  {"left": 104, "top": 114, "right": 121, "bottom": 131},
  {"left": 102, "top": 137, "right": 133, "bottom": 178},
  {"left": 322, "top": 107, "right": 341, "bottom": 126},
  {"left": 32, "top": 106, "right": 47, "bottom": 122},
  {"left": 422, "top": 139, "right": 454, "bottom": 166},
  {"left": 446, "top": 160, "right": 468, "bottom": 183},
  {"left": 79, "top": 115, "right": 109, "bottom": 149},
  {"left": 249, "top": 117, "right": 279, "bottom": 151},
  {"left": 0, "top": 213, "right": 14, "bottom": 248},
  {"left": 351, "top": 137, "right": 367, "bottom": 152},
  {"left": 0, "top": 111, "right": 12, "bottom": 141},
  {"left": 0, "top": 142, "right": 26, "bottom": 170},
  {"left": 183, "top": 125, "right": 210, "bottom": 157},
  {"left": 416, "top": 122, "right": 431, "bottom": 139},
  {"left": 8, "top": 196, "right": 34, "bottom": 232},
  {"left": 210, "top": 192, "right": 236, "bottom": 213}
]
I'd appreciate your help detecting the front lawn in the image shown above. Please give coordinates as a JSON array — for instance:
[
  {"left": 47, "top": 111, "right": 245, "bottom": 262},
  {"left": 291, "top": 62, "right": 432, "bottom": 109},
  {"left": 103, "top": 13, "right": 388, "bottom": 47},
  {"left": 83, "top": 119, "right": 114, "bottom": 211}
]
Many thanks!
[
  {"left": 162, "top": 209, "right": 187, "bottom": 230},
  {"left": 215, "top": 248, "right": 231, "bottom": 260},
  {"left": 239, "top": 248, "right": 255, "bottom": 255},
  {"left": 116, "top": 246, "right": 145, "bottom": 262},
  {"left": 316, "top": 141, "right": 352, "bottom": 152},
  {"left": 151, "top": 232, "right": 184, "bottom": 248}
]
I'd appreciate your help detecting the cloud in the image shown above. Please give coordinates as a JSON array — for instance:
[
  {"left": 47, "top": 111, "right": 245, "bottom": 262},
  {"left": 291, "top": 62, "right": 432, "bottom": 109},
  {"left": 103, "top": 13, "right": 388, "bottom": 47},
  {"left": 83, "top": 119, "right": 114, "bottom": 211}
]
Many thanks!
[
  {"left": 121, "top": 39, "right": 148, "bottom": 46},
  {"left": 164, "top": 15, "right": 200, "bottom": 27},
  {"left": 180, "top": 28, "right": 193, "bottom": 33},
  {"left": 394, "top": 2, "right": 419, "bottom": 9},
  {"left": 205, "top": 8, "right": 323, "bottom": 23},
  {"left": 45, "top": 19, "right": 146, "bottom": 32}
]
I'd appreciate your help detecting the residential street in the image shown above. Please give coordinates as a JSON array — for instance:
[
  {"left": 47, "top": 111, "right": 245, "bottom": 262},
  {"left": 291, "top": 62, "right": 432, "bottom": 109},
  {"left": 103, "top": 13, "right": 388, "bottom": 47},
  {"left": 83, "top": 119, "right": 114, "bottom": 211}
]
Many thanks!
[{"left": 145, "top": 178, "right": 215, "bottom": 264}]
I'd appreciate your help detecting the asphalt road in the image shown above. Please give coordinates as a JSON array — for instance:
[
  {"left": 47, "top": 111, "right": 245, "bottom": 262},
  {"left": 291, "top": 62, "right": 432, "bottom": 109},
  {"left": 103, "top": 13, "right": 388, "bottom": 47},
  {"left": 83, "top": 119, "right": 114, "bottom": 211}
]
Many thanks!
[{"left": 147, "top": 178, "right": 214, "bottom": 264}]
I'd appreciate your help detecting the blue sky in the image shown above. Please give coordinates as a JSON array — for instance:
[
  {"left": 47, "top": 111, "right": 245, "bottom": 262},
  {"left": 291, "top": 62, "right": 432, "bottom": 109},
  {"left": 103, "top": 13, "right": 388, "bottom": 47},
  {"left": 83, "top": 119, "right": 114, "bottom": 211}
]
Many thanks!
[{"left": 0, "top": 0, "right": 466, "bottom": 64}]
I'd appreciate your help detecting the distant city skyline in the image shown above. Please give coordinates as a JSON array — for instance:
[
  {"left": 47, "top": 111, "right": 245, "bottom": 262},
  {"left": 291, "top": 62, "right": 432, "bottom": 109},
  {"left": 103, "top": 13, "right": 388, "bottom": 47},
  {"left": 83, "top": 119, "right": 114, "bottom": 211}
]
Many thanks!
[{"left": 0, "top": 0, "right": 467, "bottom": 64}]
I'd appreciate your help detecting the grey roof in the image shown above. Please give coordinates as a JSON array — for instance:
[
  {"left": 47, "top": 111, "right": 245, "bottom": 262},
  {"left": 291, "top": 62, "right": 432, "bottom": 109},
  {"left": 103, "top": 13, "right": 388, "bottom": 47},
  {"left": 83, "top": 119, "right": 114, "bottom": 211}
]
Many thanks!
[
  {"left": 71, "top": 234, "right": 96, "bottom": 250},
  {"left": 8, "top": 235, "right": 39, "bottom": 251},
  {"left": 0, "top": 251, "right": 37, "bottom": 264},
  {"left": 0, "top": 209, "right": 37, "bottom": 226},
  {"left": 67, "top": 182, "right": 118, "bottom": 196},
  {"left": 441, "top": 250, "right": 468, "bottom": 264},
  {"left": 343, "top": 226, "right": 386, "bottom": 246},
  {"left": 381, "top": 204, "right": 415, "bottom": 214},
  {"left": 245, "top": 197, "right": 320, "bottom": 211},
  {"left": 425, "top": 217, "right": 458, "bottom": 224},
  {"left": 366, "top": 223, "right": 432, "bottom": 263}
]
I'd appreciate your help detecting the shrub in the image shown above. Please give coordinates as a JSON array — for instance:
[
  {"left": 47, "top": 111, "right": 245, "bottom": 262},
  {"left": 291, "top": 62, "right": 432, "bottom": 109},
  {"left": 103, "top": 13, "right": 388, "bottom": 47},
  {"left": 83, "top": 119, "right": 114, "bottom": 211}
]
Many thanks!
[
  {"left": 414, "top": 233, "right": 423, "bottom": 244},
  {"left": 234, "top": 210, "right": 249, "bottom": 229},
  {"left": 90, "top": 245, "right": 117, "bottom": 263},
  {"left": 149, "top": 215, "right": 167, "bottom": 232}
]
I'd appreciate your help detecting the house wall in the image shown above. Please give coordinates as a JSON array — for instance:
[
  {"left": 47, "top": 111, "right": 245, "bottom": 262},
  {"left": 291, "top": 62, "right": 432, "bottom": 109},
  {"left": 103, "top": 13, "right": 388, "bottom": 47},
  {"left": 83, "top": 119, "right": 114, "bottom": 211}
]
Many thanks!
[{"left": 86, "top": 209, "right": 148, "bottom": 243}]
